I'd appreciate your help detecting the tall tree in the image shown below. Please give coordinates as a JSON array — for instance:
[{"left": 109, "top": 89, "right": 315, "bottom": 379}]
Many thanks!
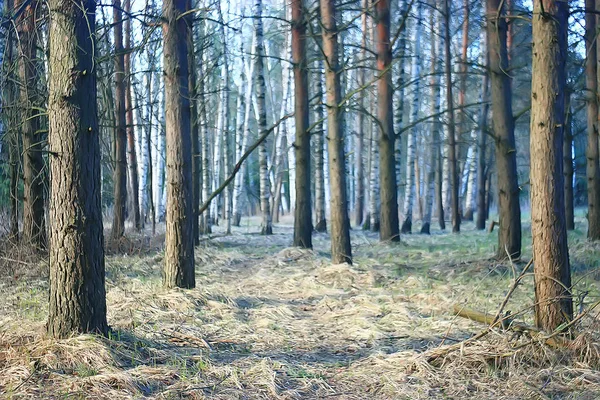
[
  {"left": 355, "top": 0, "right": 368, "bottom": 228},
  {"left": 586, "top": 0, "right": 600, "bottom": 240},
  {"left": 476, "top": 40, "right": 490, "bottom": 230},
  {"left": 444, "top": 0, "right": 460, "bottom": 233},
  {"left": 16, "top": 0, "right": 46, "bottom": 248},
  {"left": 321, "top": 0, "right": 352, "bottom": 264},
  {"left": 188, "top": 0, "right": 200, "bottom": 243},
  {"left": 292, "top": 0, "right": 312, "bottom": 247},
  {"left": 254, "top": 0, "right": 273, "bottom": 235},
  {"left": 376, "top": 0, "right": 399, "bottom": 241},
  {"left": 564, "top": 93, "right": 575, "bottom": 231},
  {"left": 313, "top": 51, "right": 327, "bottom": 232},
  {"left": 162, "top": 0, "right": 195, "bottom": 288},
  {"left": 124, "top": 0, "right": 141, "bottom": 231},
  {"left": 47, "top": 0, "right": 108, "bottom": 337},
  {"left": 487, "top": 0, "right": 521, "bottom": 258},
  {"left": 111, "top": 0, "right": 127, "bottom": 239},
  {"left": 530, "top": 0, "right": 572, "bottom": 332}
]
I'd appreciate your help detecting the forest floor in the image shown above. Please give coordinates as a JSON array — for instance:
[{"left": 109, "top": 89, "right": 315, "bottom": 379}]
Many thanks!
[{"left": 2, "top": 214, "right": 600, "bottom": 399}]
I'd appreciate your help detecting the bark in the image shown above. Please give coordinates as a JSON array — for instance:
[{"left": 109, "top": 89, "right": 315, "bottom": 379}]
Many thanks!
[
  {"left": 422, "top": 4, "right": 441, "bottom": 235},
  {"left": 530, "top": 0, "right": 572, "bottom": 331},
  {"left": 199, "top": 42, "right": 212, "bottom": 234},
  {"left": 321, "top": 0, "right": 352, "bottom": 264},
  {"left": 111, "top": 0, "right": 127, "bottom": 239},
  {"left": 376, "top": 0, "right": 399, "bottom": 242},
  {"left": 162, "top": 0, "right": 195, "bottom": 289},
  {"left": 47, "top": 0, "right": 108, "bottom": 337},
  {"left": 254, "top": 0, "right": 273, "bottom": 235},
  {"left": 487, "top": 0, "right": 521, "bottom": 258},
  {"left": 125, "top": 0, "right": 141, "bottom": 231},
  {"left": 401, "top": 1, "right": 423, "bottom": 234},
  {"left": 314, "top": 57, "right": 327, "bottom": 233},
  {"left": 17, "top": 0, "right": 46, "bottom": 248},
  {"left": 587, "top": 0, "right": 600, "bottom": 240},
  {"left": 292, "top": 0, "right": 313, "bottom": 247},
  {"left": 355, "top": 0, "right": 369, "bottom": 228},
  {"left": 456, "top": 0, "right": 470, "bottom": 202},
  {"left": 444, "top": 0, "right": 460, "bottom": 233},
  {"left": 564, "top": 93, "right": 574, "bottom": 231},
  {"left": 476, "top": 37, "right": 491, "bottom": 230},
  {"left": 394, "top": 0, "right": 409, "bottom": 220},
  {"left": 187, "top": 3, "right": 200, "bottom": 242}
]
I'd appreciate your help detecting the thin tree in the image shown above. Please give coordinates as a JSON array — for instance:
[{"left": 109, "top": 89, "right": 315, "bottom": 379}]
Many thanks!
[
  {"left": 292, "top": 0, "right": 312, "bottom": 247},
  {"left": 376, "top": 0, "right": 399, "bottom": 241},
  {"left": 487, "top": 0, "right": 521, "bottom": 257},
  {"left": 530, "top": 0, "right": 572, "bottom": 331},
  {"left": 443, "top": 0, "right": 460, "bottom": 233},
  {"left": 111, "top": 0, "right": 127, "bottom": 239},
  {"left": 321, "top": 0, "right": 352, "bottom": 264},
  {"left": 47, "top": 0, "right": 108, "bottom": 337},
  {"left": 564, "top": 92, "right": 574, "bottom": 230},
  {"left": 586, "top": 0, "right": 600, "bottom": 240},
  {"left": 162, "top": 0, "right": 195, "bottom": 288},
  {"left": 313, "top": 48, "right": 327, "bottom": 232},
  {"left": 254, "top": 0, "right": 273, "bottom": 235}
]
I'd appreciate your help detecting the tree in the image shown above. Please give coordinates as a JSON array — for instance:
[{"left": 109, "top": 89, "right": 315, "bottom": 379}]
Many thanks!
[
  {"left": 16, "top": 0, "right": 46, "bottom": 248},
  {"left": 47, "top": 0, "right": 108, "bottom": 337},
  {"left": 586, "top": 0, "right": 600, "bottom": 240},
  {"left": 313, "top": 49, "right": 327, "bottom": 233},
  {"left": 292, "top": 0, "right": 312, "bottom": 248},
  {"left": 444, "top": 0, "right": 460, "bottom": 233},
  {"left": 487, "top": 0, "right": 521, "bottom": 258},
  {"left": 564, "top": 93, "right": 575, "bottom": 230},
  {"left": 530, "top": 0, "right": 572, "bottom": 331},
  {"left": 375, "top": 0, "right": 399, "bottom": 242},
  {"left": 111, "top": 0, "right": 128, "bottom": 239},
  {"left": 254, "top": 0, "right": 273, "bottom": 235},
  {"left": 321, "top": 0, "right": 352, "bottom": 264},
  {"left": 162, "top": 0, "right": 195, "bottom": 288}
]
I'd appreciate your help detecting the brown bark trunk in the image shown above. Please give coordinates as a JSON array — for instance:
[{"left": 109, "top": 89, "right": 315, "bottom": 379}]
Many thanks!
[
  {"left": 376, "top": 0, "right": 399, "bottom": 242},
  {"left": 292, "top": 0, "right": 312, "bottom": 248},
  {"left": 47, "top": 0, "right": 108, "bottom": 337},
  {"left": 530, "top": 0, "right": 572, "bottom": 332},
  {"left": 124, "top": 0, "right": 141, "bottom": 231},
  {"left": 321, "top": 0, "right": 352, "bottom": 264},
  {"left": 17, "top": 0, "right": 46, "bottom": 248},
  {"left": 162, "top": 0, "right": 195, "bottom": 288},
  {"left": 111, "top": 0, "right": 127, "bottom": 239},
  {"left": 587, "top": 0, "right": 600, "bottom": 240},
  {"left": 487, "top": 0, "right": 521, "bottom": 259},
  {"left": 188, "top": 4, "right": 200, "bottom": 244},
  {"left": 443, "top": 0, "right": 460, "bottom": 233},
  {"left": 457, "top": 0, "right": 470, "bottom": 211}
]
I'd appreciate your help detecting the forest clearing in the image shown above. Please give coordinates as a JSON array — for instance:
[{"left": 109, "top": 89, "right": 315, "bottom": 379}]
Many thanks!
[{"left": 2, "top": 215, "right": 600, "bottom": 399}]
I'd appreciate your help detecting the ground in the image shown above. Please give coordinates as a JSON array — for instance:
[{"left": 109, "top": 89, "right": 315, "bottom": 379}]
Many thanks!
[{"left": 1, "top": 214, "right": 600, "bottom": 399}]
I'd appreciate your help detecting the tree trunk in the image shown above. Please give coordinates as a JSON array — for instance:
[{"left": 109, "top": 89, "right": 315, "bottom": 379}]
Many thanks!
[
  {"left": 530, "top": 0, "right": 572, "bottom": 332},
  {"left": 47, "top": 0, "right": 108, "bottom": 337},
  {"left": 587, "top": 0, "right": 600, "bottom": 240},
  {"left": 375, "top": 0, "right": 399, "bottom": 242},
  {"left": 124, "top": 0, "right": 141, "bottom": 231},
  {"left": 456, "top": 0, "right": 470, "bottom": 208},
  {"left": 199, "top": 43, "right": 212, "bottom": 234},
  {"left": 355, "top": 0, "right": 369, "bottom": 228},
  {"left": 17, "top": 0, "right": 46, "bottom": 248},
  {"left": 444, "top": 0, "right": 460, "bottom": 233},
  {"left": 401, "top": 1, "right": 423, "bottom": 234},
  {"left": 476, "top": 35, "right": 491, "bottom": 230},
  {"left": 162, "top": 0, "right": 195, "bottom": 289},
  {"left": 321, "top": 0, "right": 352, "bottom": 264},
  {"left": 111, "top": 0, "right": 127, "bottom": 239},
  {"left": 487, "top": 0, "right": 521, "bottom": 258},
  {"left": 254, "top": 0, "right": 272, "bottom": 235},
  {"left": 314, "top": 56, "right": 327, "bottom": 233},
  {"left": 292, "top": 0, "right": 313, "bottom": 247},
  {"left": 422, "top": 3, "right": 441, "bottom": 235},
  {"left": 187, "top": 3, "right": 200, "bottom": 243},
  {"left": 564, "top": 93, "right": 575, "bottom": 231}
]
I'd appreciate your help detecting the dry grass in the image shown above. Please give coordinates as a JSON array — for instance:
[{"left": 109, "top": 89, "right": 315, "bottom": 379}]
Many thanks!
[{"left": 1, "top": 215, "right": 600, "bottom": 399}]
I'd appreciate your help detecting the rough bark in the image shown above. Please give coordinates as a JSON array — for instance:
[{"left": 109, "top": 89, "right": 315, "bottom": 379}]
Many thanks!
[
  {"left": 292, "top": 0, "right": 313, "bottom": 247},
  {"left": 444, "top": 0, "right": 460, "bottom": 233},
  {"left": 564, "top": 93, "right": 574, "bottom": 231},
  {"left": 530, "top": 0, "right": 572, "bottom": 332},
  {"left": 587, "top": 0, "right": 600, "bottom": 240},
  {"left": 47, "top": 0, "right": 108, "bottom": 337},
  {"left": 314, "top": 57, "right": 327, "bottom": 233},
  {"left": 17, "top": 0, "right": 46, "bottom": 248},
  {"left": 321, "top": 0, "right": 352, "bottom": 264},
  {"left": 199, "top": 42, "right": 212, "bottom": 234},
  {"left": 187, "top": 3, "right": 200, "bottom": 243},
  {"left": 254, "top": 0, "right": 272, "bottom": 235},
  {"left": 111, "top": 0, "right": 127, "bottom": 239},
  {"left": 124, "top": 0, "right": 141, "bottom": 231},
  {"left": 476, "top": 38, "right": 490, "bottom": 230},
  {"left": 487, "top": 0, "right": 521, "bottom": 258},
  {"left": 376, "top": 0, "right": 399, "bottom": 242},
  {"left": 162, "top": 0, "right": 195, "bottom": 289},
  {"left": 355, "top": 0, "right": 368, "bottom": 228}
]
